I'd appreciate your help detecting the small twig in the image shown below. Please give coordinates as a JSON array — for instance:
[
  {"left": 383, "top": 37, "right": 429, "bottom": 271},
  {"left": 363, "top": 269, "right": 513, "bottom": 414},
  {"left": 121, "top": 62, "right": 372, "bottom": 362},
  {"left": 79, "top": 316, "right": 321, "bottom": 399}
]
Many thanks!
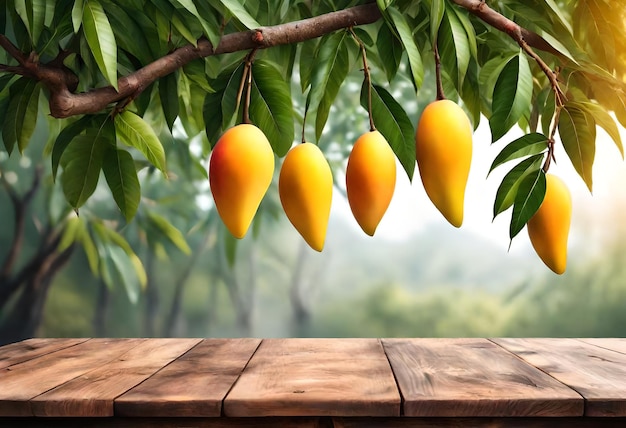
[
  {"left": 301, "top": 104, "right": 307, "bottom": 144},
  {"left": 434, "top": 42, "right": 445, "bottom": 101},
  {"left": 349, "top": 28, "right": 375, "bottom": 132},
  {"left": 0, "top": 34, "right": 28, "bottom": 66},
  {"left": 239, "top": 48, "right": 258, "bottom": 125}
]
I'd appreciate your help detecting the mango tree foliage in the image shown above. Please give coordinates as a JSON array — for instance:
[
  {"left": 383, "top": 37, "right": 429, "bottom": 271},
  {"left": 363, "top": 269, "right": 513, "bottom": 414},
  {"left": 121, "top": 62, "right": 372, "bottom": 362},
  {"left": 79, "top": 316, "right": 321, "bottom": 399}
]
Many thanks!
[{"left": 1, "top": 0, "right": 625, "bottom": 244}]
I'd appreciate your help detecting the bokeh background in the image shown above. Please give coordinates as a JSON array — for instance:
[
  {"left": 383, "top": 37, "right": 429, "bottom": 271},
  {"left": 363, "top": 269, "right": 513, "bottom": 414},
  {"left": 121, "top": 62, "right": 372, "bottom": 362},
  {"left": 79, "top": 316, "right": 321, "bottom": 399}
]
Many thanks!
[{"left": 2, "top": 62, "right": 626, "bottom": 343}]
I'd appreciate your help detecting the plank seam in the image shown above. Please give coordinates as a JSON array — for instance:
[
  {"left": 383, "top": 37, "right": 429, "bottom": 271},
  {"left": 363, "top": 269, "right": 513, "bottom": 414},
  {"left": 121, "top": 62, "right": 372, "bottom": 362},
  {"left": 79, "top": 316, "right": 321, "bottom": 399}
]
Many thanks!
[
  {"left": 110, "top": 338, "right": 204, "bottom": 414},
  {"left": 487, "top": 338, "right": 587, "bottom": 416},
  {"left": 379, "top": 338, "right": 405, "bottom": 417},
  {"left": 576, "top": 338, "right": 626, "bottom": 356},
  {"left": 26, "top": 338, "right": 149, "bottom": 416},
  {"left": 219, "top": 338, "right": 264, "bottom": 417},
  {"left": 0, "top": 338, "right": 91, "bottom": 371}
]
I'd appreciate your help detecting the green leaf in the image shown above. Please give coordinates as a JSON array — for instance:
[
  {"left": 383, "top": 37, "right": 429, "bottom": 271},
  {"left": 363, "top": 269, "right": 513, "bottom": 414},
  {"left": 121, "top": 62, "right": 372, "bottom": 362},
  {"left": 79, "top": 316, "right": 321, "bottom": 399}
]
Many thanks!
[
  {"left": 75, "top": 217, "right": 99, "bottom": 275},
  {"left": 92, "top": 221, "right": 133, "bottom": 254},
  {"left": 509, "top": 169, "right": 546, "bottom": 240},
  {"left": 220, "top": 0, "right": 260, "bottom": 29},
  {"left": 489, "top": 133, "right": 549, "bottom": 174},
  {"left": 438, "top": 5, "right": 470, "bottom": 90},
  {"left": 193, "top": 0, "right": 221, "bottom": 51},
  {"left": 430, "top": 0, "right": 445, "bottom": 43},
  {"left": 543, "top": 0, "right": 573, "bottom": 34},
  {"left": 101, "top": 1, "right": 152, "bottom": 64},
  {"left": 171, "top": 12, "right": 198, "bottom": 47},
  {"left": 52, "top": 115, "right": 95, "bottom": 180},
  {"left": 387, "top": 7, "right": 423, "bottom": 90},
  {"left": 493, "top": 154, "right": 544, "bottom": 219},
  {"left": 159, "top": 72, "right": 179, "bottom": 131},
  {"left": 250, "top": 60, "right": 294, "bottom": 157},
  {"left": 376, "top": 23, "right": 403, "bottom": 83},
  {"left": 575, "top": 101, "right": 623, "bottom": 158},
  {"left": 102, "top": 148, "right": 141, "bottom": 222},
  {"left": 299, "top": 38, "right": 320, "bottom": 91},
  {"left": 490, "top": 53, "right": 533, "bottom": 143},
  {"left": 83, "top": 0, "right": 118, "bottom": 89},
  {"left": 58, "top": 216, "right": 81, "bottom": 252},
  {"left": 558, "top": 105, "right": 596, "bottom": 192},
  {"left": 72, "top": 0, "right": 84, "bottom": 32},
  {"left": 114, "top": 111, "right": 166, "bottom": 173},
  {"left": 147, "top": 212, "right": 192, "bottom": 254},
  {"left": 60, "top": 120, "right": 115, "bottom": 209},
  {"left": 2, "top": 78, "right": 40, "bottom": 155},
  {"left": 106, "top": 245, "right": 142, "bottom": 303},
  {"left": 14, "top": 0, "right": 31, "bottom": 41},
  {"left": 204, "top": 90, "right": 224, "bottom": 147},
  {"left": 308, "top": 32, "right": 349, "bottom": 141},
  {"left": 362, "top": 84, "right": 415, "bottom": 180},
  {"left": 221, "top": 63, "right": 245, "bottom": 130}
]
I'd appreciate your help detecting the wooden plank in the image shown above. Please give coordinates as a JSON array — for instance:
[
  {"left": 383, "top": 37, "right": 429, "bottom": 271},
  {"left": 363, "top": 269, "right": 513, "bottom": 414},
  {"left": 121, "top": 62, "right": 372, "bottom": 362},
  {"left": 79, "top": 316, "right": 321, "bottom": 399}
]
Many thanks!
[
  {"left": 0, "top": 416, "right": 326, "bottom": 427},
  {"left": 0, "top": 338, "right": 144, "bottom": 416},
  {"left": 224, "top": 338, "right": 400, "bottom": 417},
  {"left": 382, "top": 338, "right": 582, "bottom": 417},
  {"left": 30, "top": 338, "right": 201, "bottom": 417},
  {"left": 580, "top": 338, "right": 626, "bottom": 355},
  {"left": 0, "top": 338, "right": 89, "bottom": 369},
  {"left": 115, "top": 338, "right": 261, "bottom": 417},
  {"left": 494, "top": 338, "right": 626, "bottom": 417},
  {"left": 334, "top": 417, "right": 626, "bottom": 428}
]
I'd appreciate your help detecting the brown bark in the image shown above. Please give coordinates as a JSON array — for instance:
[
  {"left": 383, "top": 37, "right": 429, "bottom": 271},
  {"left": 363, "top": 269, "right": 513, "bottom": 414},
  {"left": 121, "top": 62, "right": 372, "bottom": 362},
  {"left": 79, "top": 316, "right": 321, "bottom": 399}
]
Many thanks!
[{"left": 0, "top": 2, "right": 562, "bottom": 120}]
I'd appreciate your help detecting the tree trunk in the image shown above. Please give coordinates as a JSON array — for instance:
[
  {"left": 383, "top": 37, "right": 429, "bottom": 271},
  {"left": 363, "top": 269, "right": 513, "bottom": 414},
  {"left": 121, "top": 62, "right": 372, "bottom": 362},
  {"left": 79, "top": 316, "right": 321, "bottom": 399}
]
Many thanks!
[
  {"left": 0, "top": 246, "right": 74, "bottom": 345},
  {"left": 143, "top": 251, "right": 159, "bottom": 337},
  {"left": 93, "top": 279, "right": 110, "bottom": 337}
]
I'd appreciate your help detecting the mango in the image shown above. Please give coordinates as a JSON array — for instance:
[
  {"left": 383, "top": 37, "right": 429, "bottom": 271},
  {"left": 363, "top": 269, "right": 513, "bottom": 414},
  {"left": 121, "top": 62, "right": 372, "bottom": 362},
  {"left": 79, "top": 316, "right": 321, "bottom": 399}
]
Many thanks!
[
  {"left": 415, "top": 99, "right": 472, "bottom": 227},
  {"left": 279, "top": 143, "right": 333, "bottom": 252},
  {"left": 527, "top": 174, "right": 572, "bottom": 274},
  {"left": 209, "top": 124, "right": 274, "bottom": 238},
  {"left": 346, "top": 130, "right": 396, "bottom": 236}
]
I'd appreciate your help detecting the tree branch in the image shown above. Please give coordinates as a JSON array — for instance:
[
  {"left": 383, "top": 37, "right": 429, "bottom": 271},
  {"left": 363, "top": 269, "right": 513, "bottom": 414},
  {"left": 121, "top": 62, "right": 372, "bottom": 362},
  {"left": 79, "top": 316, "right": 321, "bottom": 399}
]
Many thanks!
[
  {"left": 0, "top": 166, "right": 43, "bottom": 279},
  {"left": 451, "top": 0, "right": 565, "bottom": 101},
  {"left": 0, "top": 1, "right": 565, "bottom": 120}
]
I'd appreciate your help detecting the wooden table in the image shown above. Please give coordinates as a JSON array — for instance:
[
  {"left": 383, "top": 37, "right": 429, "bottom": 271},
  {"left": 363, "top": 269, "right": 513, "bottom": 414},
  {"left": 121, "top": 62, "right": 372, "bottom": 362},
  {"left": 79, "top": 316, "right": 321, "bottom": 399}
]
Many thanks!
[{"left": 0, "top": 338, "right": 625, "bottom": 427}]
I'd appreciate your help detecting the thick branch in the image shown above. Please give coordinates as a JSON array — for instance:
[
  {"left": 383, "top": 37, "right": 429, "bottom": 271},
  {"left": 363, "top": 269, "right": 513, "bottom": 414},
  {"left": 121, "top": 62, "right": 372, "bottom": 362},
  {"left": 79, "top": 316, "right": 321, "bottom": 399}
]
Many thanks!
[
  {"left": 1, "top": 1, "right": 565, "bottom": 120},
  {"left": 452, "top": 0, "right": 564, "bottom": 100},
  {"left": 36, "top": 3, "right": 382, "bottom": 118}
]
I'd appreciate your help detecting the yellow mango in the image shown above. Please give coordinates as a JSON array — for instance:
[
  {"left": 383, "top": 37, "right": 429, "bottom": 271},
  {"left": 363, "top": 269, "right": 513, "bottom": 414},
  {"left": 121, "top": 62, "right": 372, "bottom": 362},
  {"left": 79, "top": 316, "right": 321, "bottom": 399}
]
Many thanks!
[
  {"left": 279, "top": 143, "right": 333, "bottom": 252},
  {"left": 209, "top": 124, "right": 274, "bottom": 239},
  {"left": 415, "top": 99, "right": 473, "bottom": 227},
  {"left": 346, "top": 130, "right": 396, "bottom": 236},
  {"left": 527, "top": 174, "right": 572, "bottom": 274}
]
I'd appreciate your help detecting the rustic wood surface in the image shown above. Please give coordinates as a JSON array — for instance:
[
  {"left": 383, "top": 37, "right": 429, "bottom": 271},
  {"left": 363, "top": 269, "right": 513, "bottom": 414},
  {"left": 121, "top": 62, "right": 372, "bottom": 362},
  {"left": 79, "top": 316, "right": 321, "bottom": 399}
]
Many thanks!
[
  {"left": 0, "top": 338, "right": 88, "bottom": 370},
  {"left": 0, "top": 337, "right": 625, "bottom": 426},
  {"left": 382, "top": 338, "right": 582, "bottom": 417},
  {"left": 29, "top": 338, "right": 200, "bottom": 417},
  {"left": 224, "top": 338, "right": 401, "bottom": 417},
  {"left": 115, "top": 338, "right": 261, "bottom": 417},
  {"left": 493, "top": 338, "right": 626, "bottom": 417},
  {"left": 580, "top": 338, "right": 626, "bottom": 355}
]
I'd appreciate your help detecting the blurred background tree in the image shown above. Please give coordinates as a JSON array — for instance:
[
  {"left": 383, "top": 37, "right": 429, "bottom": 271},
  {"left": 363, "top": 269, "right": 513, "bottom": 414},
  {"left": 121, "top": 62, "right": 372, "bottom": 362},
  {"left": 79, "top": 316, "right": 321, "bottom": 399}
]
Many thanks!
[{"left": 1, "top": 0, "right": 626, "bottom": 343}]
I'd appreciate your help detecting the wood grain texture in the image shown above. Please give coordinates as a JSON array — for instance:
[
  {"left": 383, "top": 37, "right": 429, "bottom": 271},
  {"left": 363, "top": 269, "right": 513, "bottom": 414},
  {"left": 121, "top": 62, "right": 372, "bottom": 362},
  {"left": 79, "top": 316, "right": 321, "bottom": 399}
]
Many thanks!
[
  {"left": 580, "top": 338, "right": 626, "bottom": 355},
  {"left": 224, "top": 338, "right": 400, "bottom": 417},
  {"left": 382, "top": 338, "right": 582, "bottom": 417},
  {"left": 30, "top": 338, "right": 201, "bottom": 417},
  {"left": 493, "top": 338, "right": 626, "bottom": 416},
  {"left": 0, "top": 416, "right": 327, "bottom": 427},
  {"left": 0, "top": 338, "right": 144, "bottom": 416},
  {"left": 334, "top": 417, "right": 626, "bottom": 428},
  {"left": 115, "top": 338, "right": 261, "bottom": 417},
  {"left": 0, "top": 338, "right": 88, "bottom": 370}
]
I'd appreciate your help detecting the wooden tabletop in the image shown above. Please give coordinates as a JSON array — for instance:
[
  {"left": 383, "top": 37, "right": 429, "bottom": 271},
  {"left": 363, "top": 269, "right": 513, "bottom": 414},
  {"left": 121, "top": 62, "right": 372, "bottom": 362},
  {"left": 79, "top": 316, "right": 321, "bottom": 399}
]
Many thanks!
[{"left": 0, "top": 338, "right": 625, "bottom": 427}]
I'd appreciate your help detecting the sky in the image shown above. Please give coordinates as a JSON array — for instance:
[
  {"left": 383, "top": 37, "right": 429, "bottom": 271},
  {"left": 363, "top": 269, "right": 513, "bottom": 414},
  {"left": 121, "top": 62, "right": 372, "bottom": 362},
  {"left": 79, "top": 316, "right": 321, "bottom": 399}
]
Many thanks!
[{"left": 331, "top": 117, "right": 626, "bottom": 258}]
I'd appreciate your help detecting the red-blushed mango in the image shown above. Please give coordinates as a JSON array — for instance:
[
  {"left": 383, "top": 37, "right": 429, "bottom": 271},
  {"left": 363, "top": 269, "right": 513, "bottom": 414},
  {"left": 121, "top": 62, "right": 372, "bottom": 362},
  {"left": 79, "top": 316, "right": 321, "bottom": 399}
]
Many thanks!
[
  {"left": 209, "top": 124, "right": 274, "bottom": 239},
  {"left": 416, "top": 99, "right": 472, "bottom": 228},
  {"left": 346, "top": 130, "right": 396, "bottom": 236},
  {"left": 279, "top": 143, "right": 333, "bottom": 252},
  {"left": 528, "top": 174, "right": 572, "bottom": 274}
]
